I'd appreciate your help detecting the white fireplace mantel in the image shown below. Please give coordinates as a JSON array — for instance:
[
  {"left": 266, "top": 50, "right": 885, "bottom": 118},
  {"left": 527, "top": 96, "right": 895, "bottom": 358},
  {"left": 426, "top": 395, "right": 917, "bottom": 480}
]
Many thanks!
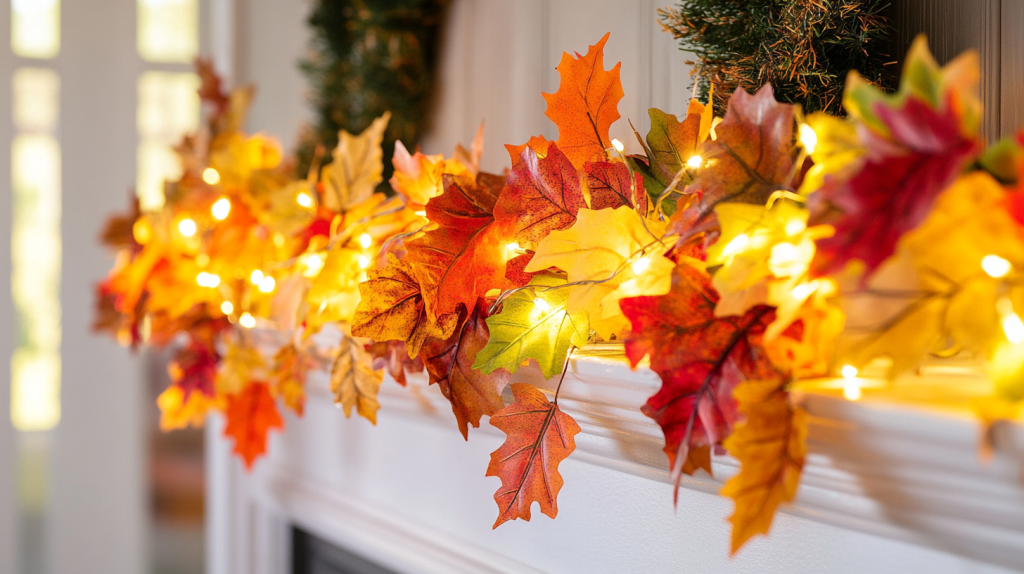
[{"left": 206, "top": 342, "right": 1024, "bottom": 574}]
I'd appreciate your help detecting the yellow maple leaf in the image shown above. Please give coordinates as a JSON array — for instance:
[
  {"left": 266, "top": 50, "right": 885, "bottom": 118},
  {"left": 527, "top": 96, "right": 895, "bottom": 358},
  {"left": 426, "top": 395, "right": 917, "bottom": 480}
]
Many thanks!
[
  {"left": 721, "top": 378, "right": 807, "bottom": 554},
  {"left": 525, "top": 206, "right": 671, "bottom": 339},
  {"left": 331, "top": 328, "right": 384, "bottom": 424},
  {"left": 157, "top": 385, "right": 222, "bottom": 431},
  {"left": 797, "top": 112, "right": 863, "bottom": 195},
  {"left": 216, "top": 338, "right": 267, "bottom": 395},
  {"left": 304, "top": 245, "right": 363, "bottom": 335},
  {"left": 321, "top": 112, "right": 391, "bottom": 213}
]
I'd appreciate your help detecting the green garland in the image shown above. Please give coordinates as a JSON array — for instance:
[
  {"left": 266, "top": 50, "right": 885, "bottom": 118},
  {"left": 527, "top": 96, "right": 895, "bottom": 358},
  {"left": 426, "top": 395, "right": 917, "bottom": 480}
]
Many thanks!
[
  {"left": 298, "top": 0, "right": 448, "bottom": 184},
  {"left": 659, "top": 0, "right": 893, "bottom": 115}
]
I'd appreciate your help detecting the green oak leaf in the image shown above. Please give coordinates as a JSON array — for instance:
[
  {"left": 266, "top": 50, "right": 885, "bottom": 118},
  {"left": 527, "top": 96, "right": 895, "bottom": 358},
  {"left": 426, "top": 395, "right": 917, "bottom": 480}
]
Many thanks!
[{"left": 473, "top": 274, "right": 589, "bottom": 379}]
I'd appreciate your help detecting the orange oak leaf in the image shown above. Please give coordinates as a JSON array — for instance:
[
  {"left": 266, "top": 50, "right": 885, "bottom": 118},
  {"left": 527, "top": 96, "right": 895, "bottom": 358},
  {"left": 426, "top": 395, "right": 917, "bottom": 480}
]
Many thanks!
[
  {"left": 543, "top": 32, "right": 623, "bottom": 170},
  {"left": 223, "top": 382, "right": 283, "bottom": 469},
  {"left": 721, "top": 378, "right": 807, "bottom": 554},
  {"left": 494, "top": 144, "right": 585, "bottom": 248},
  {"left": 671, "top": 85, "right": 795, "bottom": 244},
  {"left": 619, "top": 263, "right": 778, "bottom": 496},
  {"left": 585, "top": 160, "right": 647, "bottom": 213},
  {"left": 486, "top": 383, "right": 581, "bottom": 528},
  {"left": 269, "top": 344, "right": 311, "bottom": 416},
  {"left": 420, "top": 300, "right": 509, "bottom": 439},
  {"left": 406, "top": 171, "right": 509, "bottom": 321},
  {"left": 352, "top": 253, "right": 460, "bottom": 357}
]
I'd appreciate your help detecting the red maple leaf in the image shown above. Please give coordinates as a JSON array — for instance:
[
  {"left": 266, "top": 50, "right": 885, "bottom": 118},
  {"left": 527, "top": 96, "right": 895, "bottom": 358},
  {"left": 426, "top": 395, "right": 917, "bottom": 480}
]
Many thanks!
[
  {"left": 670, "top": 85, "right": 795, "bottom": 244},
  {"left": 620, "top": 264, "right": 778, "bottom": 496},
  {"left": 811, "top": 95, "right": 982, "bottom": 277},
  {"left": 494, "top": 143, "right": 585, "bottom": 247},
  {"left": 543, "top": 32, "right": 623, "bottom": 170},
  {"left": 367, "top": 340, "right": 423, "bottom": 387},
  {"left": 585, "top": 160, "right": 647, "bottom": 213},
  {"left": 419, "top": 300, "right": 510, "bottom": 439},
  {"left": 486, "top": 383, "right": 581, "bottom": 528},
  {"left": 223, "top": 382, "right": 284, "bottom": 469},
  {"left": 168, "top": 336, "right": 220, "bottom": 400},
  {"left": 406, "top": 172, "right": 509, "bottom": 321}
]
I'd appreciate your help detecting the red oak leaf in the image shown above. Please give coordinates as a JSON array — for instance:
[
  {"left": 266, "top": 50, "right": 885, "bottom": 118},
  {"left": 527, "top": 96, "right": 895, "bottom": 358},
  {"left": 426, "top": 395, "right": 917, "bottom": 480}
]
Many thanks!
[
  {"left": 486, "top": 383, "right": 581, "bottom": 528},
  {"left": 367, "top": 340, "right": 424, "bottom": 387},
  {"left": 406, "top": 171, "right": 509, "bottom": 321},
  {"left": 585, "top": 160, "right": 647, "bottom": 213},
  {"left": 419, "top": 300, "right": 510, "bottom": 439},
  {"left": 811, "top": 95, "right": 983, "bottom": 277},
  {"left": 620, "top": 264, "right": 778, "bottom": 496},
  {"left": 671, "top": 85, "right": 795, "bottom": 244},
  {"left": 168, "top": 337, "right": 220, "bottom": 400},
  {"left": 543, "top": 32, "right": 623, "bottom": 170},
  {"left": 504, "top": 252, "right": 538, "bottom": 289},
  {"left": 494, "top": 143, "right": 585, "bottom": 248},
  {"left": 223, "top": 382, "right": 284, "bottom": 470}
]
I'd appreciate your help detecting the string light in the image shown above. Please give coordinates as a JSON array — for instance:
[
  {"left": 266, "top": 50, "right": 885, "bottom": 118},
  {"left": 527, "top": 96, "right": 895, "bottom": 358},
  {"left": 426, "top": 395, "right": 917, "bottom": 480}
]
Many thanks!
[
  {"left": 239, "top": 312, "right": 256, "bottom": 329},
  {"left": 211, "top": 197, "right": 231, "bottom": 220},
  {"left": 196, "top": 272, "right": 220, "bottom": 288},
  {"left": 611, "top": 138, "right": 625, "bottom": 153},
  {"left": 250, "top": 269, "right": 264, "bottom": 284},
  {"left": 982, "top": 254, "right": 1012, "bottom": 278},
  {"left": 785, "top": 218, "right": 806, "bottom": 236},
  {"left": 178, "top": 218, "right": 197, "bottom": 237},
  {"left": 297, "top": 192, "right": 312, "bottom": 207},
  {"left": 791, "top": 281, "right": 817, "bottom": 300},
  {"left": 304, "top": 254, "right": 324, "bottom": 276},
  {"left": 799, "top": 124, "right": 818, "bottom": 155},
  {"left": 196, "top": 253, "right": 209, "bottom": 267},
  {"left": 996, "top": 298, "right": 1024, "bottom": 344},
  {"left": 358, "top": 255, "right": 371, "bottom": 269},
  {"left": 631, "top": 257, "right": 651, "bottom": 274},
  {"left": 769, "top": 242, "right": 801, "bottom": 273},
  {"left": 841, "top": 365, "right": 858, "bottom": 379},
  {"left": 721, "top": 234, "right": 749, "bottom": 258},
  {"left": 220, "top": 301, "right": 234, "bottom": 315},
  {"left": 258, "top": 276, "right": 276, "bottom": 293},
  {"left": 359, "top": 233, "right": 372, "bottom": 248},
  {"left": 841, "top": 364, "right": 861, "bottom": 400},
  {"left": 414, "top": 210, "right": 427, "bottom": 217},
  {"left": 533, "top": 298, "right": 551, "bottom": 313},
  {"left": 686, "top": 155, "right": 703, "bottom": 169},
  {"left": 202, "top": 167, "right": 221, "bottom": 185}
]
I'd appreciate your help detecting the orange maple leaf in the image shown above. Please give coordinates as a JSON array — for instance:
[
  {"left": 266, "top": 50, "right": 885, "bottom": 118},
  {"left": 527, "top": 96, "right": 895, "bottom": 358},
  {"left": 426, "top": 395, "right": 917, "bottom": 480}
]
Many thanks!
[
  {"left": 543, "top": 33, "right": 623, "bottom": 170},
  {"left": 486, "top": 383, "right": 581, "bottom": 528},
  {"left": 223, "top": 382, "right": 283, "bottom": 469}
]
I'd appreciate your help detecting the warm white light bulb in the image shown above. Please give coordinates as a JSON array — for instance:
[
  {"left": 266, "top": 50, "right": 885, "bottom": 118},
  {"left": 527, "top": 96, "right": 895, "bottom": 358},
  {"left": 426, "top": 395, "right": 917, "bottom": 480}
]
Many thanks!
[
  {"left": 202, "top": 168, "right": 221, "bottom": 185},
  {"left": 211, "top": 197, "right": 231, "bottom": 220},
  {"left": 843, "top": 382, "right": 862, "bottom": 401},
  {"left": 239, "top": 312, "right": 256, "bottom": 329},
  {"left": 178, "top": 218, "right": 197, "bottom": 237},
  {"left": 258, "top": 276, "right": 275, "bottom": 293},
  {"left": 841, "top": 364, "right": 858, "bottom": 379},
  {"left": 196, "top": 272, "right": 220, "bottom": 288},
  {"left": 721, "top": 234, "right": 749, "bottom": 258},
  {"left": 611, "top": 138, "right": 625, "bottom": 153},
  {"left": 799, "top": 124, "right": 818, "bottom": 155},
  {"left": 533, "top": 298, "right": 551, "bottom": 313},
  {"left": 414, "top": 210, "right": 427, "bottom": 217},
  {"left": 505, "top": 242, "right": 521, "bottom": 252},
  {"left": 250, "top": 269, "right": 264, "bottom": 285},
  {"left": 358, "top": 255, "right": 371, "bottom": 269},
  {"left": 359, "top": 233, "right": 372, "bottom": 249},
  {"left": 982, "top": 254, "right": 1012, "bottom": 278},
  {"left": 631, "top": 257, "right": 651, "bottom": 275},
  {"left": 785, "top": 218, "right": 806, "bottom": 237},
  {"left": 791, "top": 281, "right": 816, "bottom": 300},
  {"left": 220, "top": 301, "right": 234, "bottom": 315},
  {"left": 686, "top": 155, "right": 703, "bottom": 169},
  {"left": 306, "top": 254, "right": 323, "bottom": 272},
  {"left": 1002, "top": 312, "right": 1024, "bottom": 344},
  {"left": 296, "top": 192, "right": 312, "bottom": 208}
]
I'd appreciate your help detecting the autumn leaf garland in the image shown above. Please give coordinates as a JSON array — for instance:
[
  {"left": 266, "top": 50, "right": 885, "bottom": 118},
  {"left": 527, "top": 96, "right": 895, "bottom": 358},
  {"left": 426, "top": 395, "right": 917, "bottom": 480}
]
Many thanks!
[{"left": 96, "top": 34, "right": 1024, "bottom": 556}]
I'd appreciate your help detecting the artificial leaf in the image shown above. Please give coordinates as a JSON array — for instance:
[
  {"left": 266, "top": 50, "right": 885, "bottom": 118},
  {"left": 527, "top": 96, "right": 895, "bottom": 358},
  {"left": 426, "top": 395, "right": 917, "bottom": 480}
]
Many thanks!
[
  {"left": 585, "top": 160, "right": 647, "bottom": 213},
  {"left": 168, "top": 337, "right": 219, "bottom": 399},
  {"left": 642, "top": 94, "right": 712, "bottom": 189},
  {"left": 494, "top": 144, "right": 585, "bottom": 249},
  {"left": 406, "top": 171, "right": 508, "bottom": 321},
  {"left": 525, "top": 206, "right": 671, "bottom": 339},
  {"left": 797, "top": 113, "right": 863, "bottom": 195},
  {"left": 305, "top": 245, "right": 363, "bottom": 334},
  {"left": 215, "top": 338, "right": 266, "bottom": 395},
  {"left": 223, "top": 382, "right": 283, "bottom": 469},
  {"left": 420, "top": 299, "right": 509, "bottom": 439},
  {"left": 473, "top": 274, "right": 589, "bottom": 379},
  {"left": 811, "top": 40, "right": 982, "bottom": 278},
  {"left": 721, "top": 378, "right": 807, "bottom": 554},
  {"left": 367, "top": 340, "right": 423, "bottom": 386},
  {"left": 505, "top": 135, "right": 551, "bottom": 168},
  {"left": 486, "top": 383, "right": 581, "bottom": 528},
  {"left": 331, "top": 329, "right": 384, "bottom": 424},
  {"left": 157, "top": 383, "right": 221, "bottom": 431},
  {"left": 620, "top": 263, "right": 778, "bottom": 493},
  {"left": 543, "top": 32, "right": 623, "bottom": 169},
  {"left": 321, "top": 112, "right": 391, "bottom": 212},
  {"left": 352, "top": 253, "right": 459, "bottom": 357},
  {"left": 270, "top": 344, "right": 310, "bottom": 416},
  {"left": 671, "top": 85, "right": 795, "bottom": 244},
  {"left": 454, "top": 121, "right": 485, "bottom": 175},
  {"left": 389, "top": 140, "right": 473, "bottom": 207}
]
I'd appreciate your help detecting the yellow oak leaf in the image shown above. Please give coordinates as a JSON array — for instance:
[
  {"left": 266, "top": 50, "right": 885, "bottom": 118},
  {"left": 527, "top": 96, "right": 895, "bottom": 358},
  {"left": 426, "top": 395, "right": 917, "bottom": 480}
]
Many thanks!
[
  {"left": 721, "top": 378, "right": 807, "bottom": 555},
  {"left": 321, "top": 112, "right": 391, "bottom": 212},
  {"left": 524, "top": 206, "right": 670, "bottom": 339},
  {"left": 331, "top": 328, "right": 384, "bottom": 424}
]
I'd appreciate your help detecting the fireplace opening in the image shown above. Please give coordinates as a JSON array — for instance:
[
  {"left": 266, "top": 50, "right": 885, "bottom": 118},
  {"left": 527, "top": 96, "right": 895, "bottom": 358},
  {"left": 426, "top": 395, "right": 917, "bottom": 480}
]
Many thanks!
[{"left": 292, "top": 527, "right": 399, "bottom": 574}]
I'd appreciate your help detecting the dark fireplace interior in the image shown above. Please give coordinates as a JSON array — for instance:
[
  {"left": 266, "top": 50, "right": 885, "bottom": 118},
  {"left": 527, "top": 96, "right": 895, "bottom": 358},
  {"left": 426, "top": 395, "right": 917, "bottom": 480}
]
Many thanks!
[{"left": 292, "top": 527, "right": 399, "bottom": 574}]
